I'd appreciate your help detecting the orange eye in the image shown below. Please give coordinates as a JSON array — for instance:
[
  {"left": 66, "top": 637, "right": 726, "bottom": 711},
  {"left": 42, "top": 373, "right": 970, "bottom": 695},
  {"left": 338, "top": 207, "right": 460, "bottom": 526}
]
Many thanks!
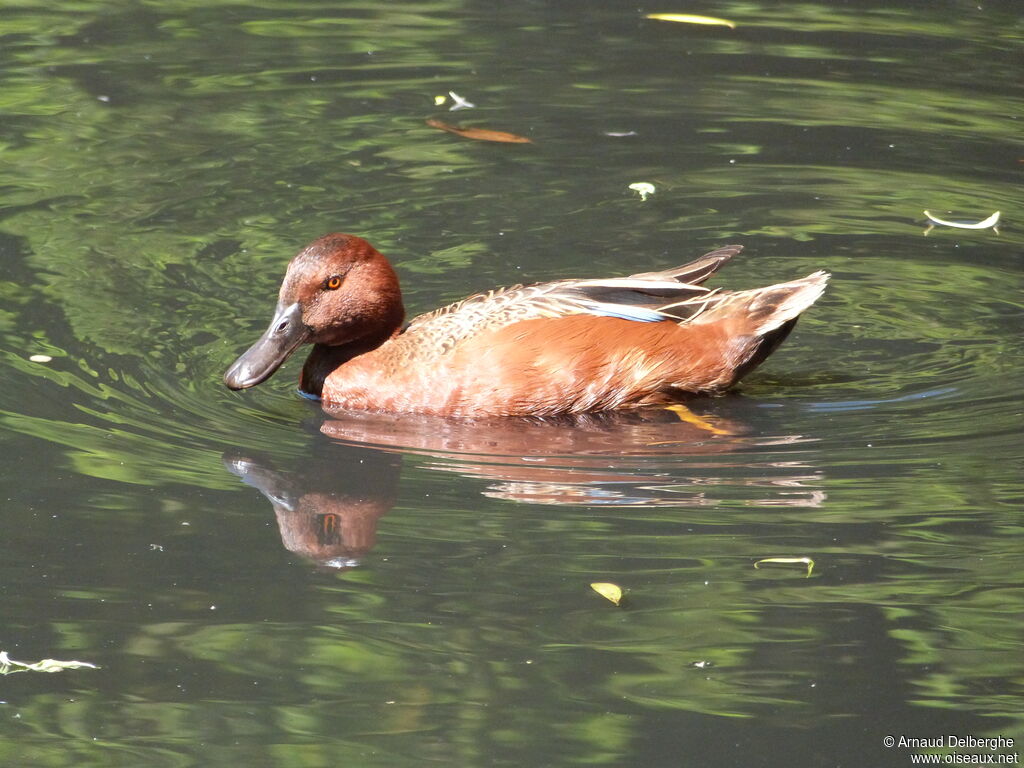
[{"left": 325, "top": 275, "right": 343, "bottom": 290}]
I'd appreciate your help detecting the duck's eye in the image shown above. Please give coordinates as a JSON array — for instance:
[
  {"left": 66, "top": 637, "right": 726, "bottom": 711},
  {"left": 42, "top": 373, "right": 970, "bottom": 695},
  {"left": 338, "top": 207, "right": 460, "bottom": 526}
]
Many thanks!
[{"left": 324, "top": 275, "right": 344, "bottom": 290}]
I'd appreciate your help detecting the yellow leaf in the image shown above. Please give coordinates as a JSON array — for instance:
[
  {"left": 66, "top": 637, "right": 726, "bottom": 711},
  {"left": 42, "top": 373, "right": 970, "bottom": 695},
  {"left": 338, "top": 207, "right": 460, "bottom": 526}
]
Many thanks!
[
  {"left": 754, "top": 557, "right": 815, "bottom": 577},
  {"left": 663, "top": 404, "right": 732, "bottom": 435},
  {"left": 590, "top": 582, "right": 623, "bottom": 606},
  {"left": 645, "top": 13, "right": 736, "bottom": 29}
]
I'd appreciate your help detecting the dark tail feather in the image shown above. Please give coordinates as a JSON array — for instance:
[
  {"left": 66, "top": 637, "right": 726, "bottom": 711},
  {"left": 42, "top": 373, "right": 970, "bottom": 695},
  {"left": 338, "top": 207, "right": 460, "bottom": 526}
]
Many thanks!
[{"left": 730, "top": 317, "right": 800, "bottom": 384}]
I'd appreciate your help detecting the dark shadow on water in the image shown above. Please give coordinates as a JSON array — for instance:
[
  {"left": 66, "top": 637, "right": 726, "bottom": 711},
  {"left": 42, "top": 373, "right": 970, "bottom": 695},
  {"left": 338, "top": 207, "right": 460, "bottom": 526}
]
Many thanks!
[{"left": 225, "top": 403, "right": 825, "bottom": 568}]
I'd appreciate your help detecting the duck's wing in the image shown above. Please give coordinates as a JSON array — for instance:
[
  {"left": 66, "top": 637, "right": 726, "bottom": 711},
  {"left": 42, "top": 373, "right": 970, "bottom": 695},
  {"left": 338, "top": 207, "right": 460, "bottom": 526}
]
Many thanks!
[
  {"left": 401, "top": 246, "right": 744, "bottom": 354},
  {"left": 625, "top": 244, "right": 742, "bottom": 284},
  {"left": 565, "top": 244, "right": 743, "bottom": 322}
]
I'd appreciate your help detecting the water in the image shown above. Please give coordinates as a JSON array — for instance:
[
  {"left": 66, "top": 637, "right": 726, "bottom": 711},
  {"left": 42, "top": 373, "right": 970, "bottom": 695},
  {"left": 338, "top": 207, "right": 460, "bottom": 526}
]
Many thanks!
[{"left": 1, "top": 1, "right": 1021, "bottom": 766}]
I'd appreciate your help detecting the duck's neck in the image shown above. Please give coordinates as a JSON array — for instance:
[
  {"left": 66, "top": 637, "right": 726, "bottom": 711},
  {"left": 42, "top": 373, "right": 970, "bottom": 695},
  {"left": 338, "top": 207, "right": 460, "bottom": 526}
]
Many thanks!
[{"left": 298, "top": 331, "right": 398, "bottom": 399}]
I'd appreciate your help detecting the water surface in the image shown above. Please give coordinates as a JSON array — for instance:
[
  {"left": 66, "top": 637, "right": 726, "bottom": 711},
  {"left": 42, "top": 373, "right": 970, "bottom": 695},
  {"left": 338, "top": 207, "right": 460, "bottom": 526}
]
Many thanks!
[{"left": 0, "top": 1, "right": 1021, "bottom": 766}]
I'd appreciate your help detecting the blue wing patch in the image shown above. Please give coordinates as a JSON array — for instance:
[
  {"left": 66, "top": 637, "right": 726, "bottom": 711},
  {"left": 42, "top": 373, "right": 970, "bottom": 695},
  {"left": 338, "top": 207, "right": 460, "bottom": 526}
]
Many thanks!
[{"left": 585, "top": 302, "right": 666, "bottom": 323}]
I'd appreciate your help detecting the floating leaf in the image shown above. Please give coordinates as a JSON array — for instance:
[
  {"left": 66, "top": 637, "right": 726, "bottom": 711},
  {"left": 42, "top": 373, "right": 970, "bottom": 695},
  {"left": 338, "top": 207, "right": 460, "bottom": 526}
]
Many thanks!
[
  {"left": 645, "top": 13, "right": 736, "bottom": 29},
  {"left": 628, "top": 182, "right": 656, "bottom": 201},
  {"left": 590, "top": 582, "right": 623, "bottom": 606},
  {"left": 923, "top": 210, "right": 1000, "bottom": 230},
  {"left": 426, "top": 118, "right": 532, "bottom": 144},
  {"left": 0, "top": 651, "right": 99, "bottom": 675},
  {"left": 754, "top": 557, "right": 815, "bottom": 577}
]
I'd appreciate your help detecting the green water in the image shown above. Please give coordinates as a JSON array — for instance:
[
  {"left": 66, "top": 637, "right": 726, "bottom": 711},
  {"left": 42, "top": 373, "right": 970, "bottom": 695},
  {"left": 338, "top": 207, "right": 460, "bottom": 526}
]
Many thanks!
[{"left": 0, "top": 1, "right": 1021, "bottom": 766}]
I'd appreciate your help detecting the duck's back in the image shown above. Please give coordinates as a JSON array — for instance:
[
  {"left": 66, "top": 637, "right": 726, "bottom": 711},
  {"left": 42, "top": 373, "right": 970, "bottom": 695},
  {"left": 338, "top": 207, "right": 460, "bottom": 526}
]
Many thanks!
[{"left": 394, "top": 245, "right": 744, "bottom": 361}]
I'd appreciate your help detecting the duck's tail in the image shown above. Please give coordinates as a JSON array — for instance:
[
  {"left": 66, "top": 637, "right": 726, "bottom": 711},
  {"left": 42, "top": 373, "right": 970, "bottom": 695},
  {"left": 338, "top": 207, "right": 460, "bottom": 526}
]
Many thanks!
[
  {"left": 690, "top": 270, "right": 829, "bottom": 388},
  {"left": 725, "top": 270, "right": 830, "bottom": 335},
  {"left": 689, "top": 271, "right": 828, "bottom": 331}
]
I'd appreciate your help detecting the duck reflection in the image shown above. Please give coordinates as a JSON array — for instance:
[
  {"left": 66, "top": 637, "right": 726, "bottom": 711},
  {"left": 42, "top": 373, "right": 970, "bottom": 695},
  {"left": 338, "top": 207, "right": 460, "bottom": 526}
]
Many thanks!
[
  {"left": 225, "top": 405, "right": 824, "bottom": 567},
  {"left": 223, "top": 444, "right": 400, "bottom": 569}
]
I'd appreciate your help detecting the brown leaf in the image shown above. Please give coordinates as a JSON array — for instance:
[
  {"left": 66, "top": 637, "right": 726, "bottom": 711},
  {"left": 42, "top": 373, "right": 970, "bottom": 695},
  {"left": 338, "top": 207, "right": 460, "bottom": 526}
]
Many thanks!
[{"left": 426, "top": 118, "right": 532, "bottom": 144}]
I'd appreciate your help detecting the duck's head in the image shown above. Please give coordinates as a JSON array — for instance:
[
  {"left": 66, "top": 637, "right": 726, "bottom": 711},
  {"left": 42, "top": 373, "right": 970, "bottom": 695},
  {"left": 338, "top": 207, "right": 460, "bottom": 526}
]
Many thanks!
[{"left": 224, "top": 233, "right": 405, "bottom": 391}]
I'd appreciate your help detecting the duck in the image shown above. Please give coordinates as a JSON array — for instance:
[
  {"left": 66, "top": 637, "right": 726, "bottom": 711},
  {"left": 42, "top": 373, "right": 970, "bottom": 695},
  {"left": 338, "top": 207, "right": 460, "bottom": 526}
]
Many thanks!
[{"left": 224, "top": 233, "right": 828, "bottom": 417}]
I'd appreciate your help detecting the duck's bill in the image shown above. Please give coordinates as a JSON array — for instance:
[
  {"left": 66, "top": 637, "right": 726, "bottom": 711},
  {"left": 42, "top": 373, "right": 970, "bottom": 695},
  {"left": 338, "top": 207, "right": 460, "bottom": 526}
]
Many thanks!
[{"left": 224, "top": 302, "right": 311, "bottom": 390}]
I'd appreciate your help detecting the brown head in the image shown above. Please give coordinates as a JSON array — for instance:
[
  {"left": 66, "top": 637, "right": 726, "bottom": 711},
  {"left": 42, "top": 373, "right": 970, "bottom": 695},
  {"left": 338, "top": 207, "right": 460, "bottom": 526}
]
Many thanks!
[{"left": 224, "top": 233, "right": 405, "bottom": 390}]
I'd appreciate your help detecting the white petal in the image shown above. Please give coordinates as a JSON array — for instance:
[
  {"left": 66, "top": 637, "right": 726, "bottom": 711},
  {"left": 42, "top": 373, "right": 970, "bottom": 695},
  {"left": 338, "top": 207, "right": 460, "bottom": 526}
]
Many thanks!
[{"left": 923, "top": 210, "right": 1000, "bottom": 229}]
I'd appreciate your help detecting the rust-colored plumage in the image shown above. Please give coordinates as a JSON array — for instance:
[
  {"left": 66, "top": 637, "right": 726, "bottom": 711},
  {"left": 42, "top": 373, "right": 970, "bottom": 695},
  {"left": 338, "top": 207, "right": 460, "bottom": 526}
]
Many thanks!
[{"left": 224, "top": 234, "right": 828, "bottom": 417}]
